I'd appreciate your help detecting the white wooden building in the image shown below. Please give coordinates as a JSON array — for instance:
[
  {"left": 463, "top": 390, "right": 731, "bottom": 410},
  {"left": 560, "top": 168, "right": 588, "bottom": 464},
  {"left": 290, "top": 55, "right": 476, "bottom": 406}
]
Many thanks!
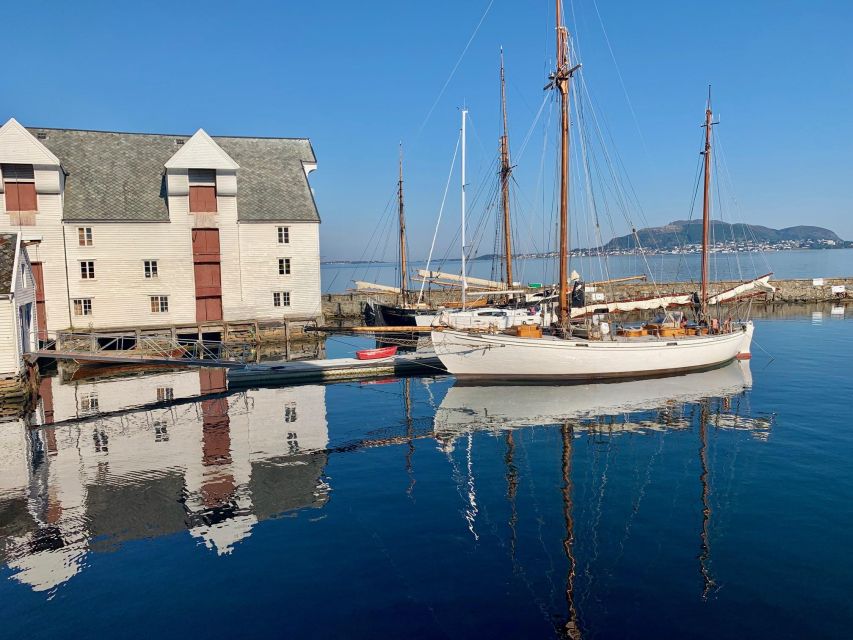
[
  {"left": 0, "top": 118, "right": 322, "bottom": 338},
  {"left": 0, "top": 233, "right": 37, "bottom": 380}
]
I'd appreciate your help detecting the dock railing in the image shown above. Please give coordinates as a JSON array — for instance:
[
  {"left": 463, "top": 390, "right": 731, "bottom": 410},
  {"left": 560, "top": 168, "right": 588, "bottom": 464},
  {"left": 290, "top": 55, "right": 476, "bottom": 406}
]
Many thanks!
[{"left": 32, "top": 330, "right": 253, "bottom": 366}]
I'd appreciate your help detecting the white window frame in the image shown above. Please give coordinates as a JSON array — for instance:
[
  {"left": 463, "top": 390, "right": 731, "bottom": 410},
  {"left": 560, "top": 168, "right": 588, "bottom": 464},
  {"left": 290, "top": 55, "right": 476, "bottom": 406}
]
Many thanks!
[
  {"left": 273, "top": 291, "right": 291, "bottom": 308},
  {"left": 80, "top": 260, "right": 95, "bottom": 279},
  {"left": 278, "top": 257, "right": 291, "bottom": 275},
  {"left": 144, "top": 259, "right": 159, "bottom": 279},
  {"left": 73, "top": 298, "right": 92, "bottom": 316},
  {"left": 277, "top": 226, "right": 290, "bottom": 244},
  {"left": 150, "top": 295, "right": 169, "bottom": 313},
  {"left": 78, "top": 227, "right": 93, "bottom": 246}
]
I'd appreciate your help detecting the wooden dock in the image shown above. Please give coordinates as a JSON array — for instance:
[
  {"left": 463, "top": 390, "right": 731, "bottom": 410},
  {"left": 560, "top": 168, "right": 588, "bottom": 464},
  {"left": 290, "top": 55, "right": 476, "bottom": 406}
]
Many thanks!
[{"left": 228, "top": 352, "right": 445, "bottom": 386}]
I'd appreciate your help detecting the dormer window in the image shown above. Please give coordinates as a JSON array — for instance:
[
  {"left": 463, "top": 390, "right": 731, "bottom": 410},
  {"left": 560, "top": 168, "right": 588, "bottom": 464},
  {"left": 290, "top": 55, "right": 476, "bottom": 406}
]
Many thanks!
[
  {"left": 2, "top": 164, "right": 37, "bottom": 212},
  {"left": 188, "top": 169, "right": 217, "bottom": 213}
]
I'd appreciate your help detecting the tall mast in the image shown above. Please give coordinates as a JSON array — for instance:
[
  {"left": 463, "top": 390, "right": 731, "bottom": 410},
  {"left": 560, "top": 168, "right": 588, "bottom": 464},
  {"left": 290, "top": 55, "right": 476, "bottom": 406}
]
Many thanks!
[
  {"left": 398, "top": 143, "right": 409, "bottom": 304},
  {"left": 700, "top": 88, "right": 714, "bottom": 319},
  {"left": 552, "top": 0, "right": 580, "bottom": 328},
  {"left": 499, "top": 48, "right": 514, "bottom": 292},
  {"left": 461, "top": 108, "right": 468, "bottom": 310}
]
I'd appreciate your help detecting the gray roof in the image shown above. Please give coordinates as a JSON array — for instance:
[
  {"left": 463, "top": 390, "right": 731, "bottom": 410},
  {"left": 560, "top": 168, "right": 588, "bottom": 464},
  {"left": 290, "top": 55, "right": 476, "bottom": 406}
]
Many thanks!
[
  {"left": 28, "top": 128, "right": 320, "bottom": 223},
  {"left": 0, "top": 233, "right": 17, "bottom": 294}
]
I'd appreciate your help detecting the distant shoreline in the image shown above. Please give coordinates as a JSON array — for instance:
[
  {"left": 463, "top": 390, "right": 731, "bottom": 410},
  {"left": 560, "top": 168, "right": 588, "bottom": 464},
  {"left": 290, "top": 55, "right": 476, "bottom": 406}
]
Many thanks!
[{"left": 321, "top": 245, "right": 853, "bottom": 265}]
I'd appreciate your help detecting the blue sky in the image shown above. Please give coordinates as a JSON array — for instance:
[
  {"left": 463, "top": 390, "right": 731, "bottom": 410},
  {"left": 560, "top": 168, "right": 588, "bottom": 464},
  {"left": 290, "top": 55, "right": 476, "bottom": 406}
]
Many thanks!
[{"left": 3, "top": 1, "right": 851, "bottom": 258}]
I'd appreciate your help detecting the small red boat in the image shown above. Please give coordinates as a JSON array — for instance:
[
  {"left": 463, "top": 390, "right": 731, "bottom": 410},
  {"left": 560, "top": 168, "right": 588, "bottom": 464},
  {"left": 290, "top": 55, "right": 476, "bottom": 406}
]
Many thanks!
[{"left": 355, "top": 346, "right": 398, "bottom": 360}]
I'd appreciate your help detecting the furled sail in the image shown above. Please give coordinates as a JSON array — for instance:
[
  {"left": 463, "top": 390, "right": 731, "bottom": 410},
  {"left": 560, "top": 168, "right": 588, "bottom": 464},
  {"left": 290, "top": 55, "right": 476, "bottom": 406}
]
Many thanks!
[
  {"left": 569, "top": 274, "right": 774, "bottom": 318},
  {"left": 707, "top": 273, "right": 774, "bottom": 305},
  {"left": 353, "top": 281, "right": 401, "bottom": 294},
  {"left": 415, "top": 269, "right": 513, "bottom": 291}
]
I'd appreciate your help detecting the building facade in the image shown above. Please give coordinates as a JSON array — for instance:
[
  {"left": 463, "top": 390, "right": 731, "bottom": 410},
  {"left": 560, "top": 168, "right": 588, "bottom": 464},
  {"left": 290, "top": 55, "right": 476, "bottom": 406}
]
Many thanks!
[
  {"left": 0, "top": 118, "right": 322, "bottom": 338},
  {"left": 0, "top": 233, "right": 37, "bottom": 379}
]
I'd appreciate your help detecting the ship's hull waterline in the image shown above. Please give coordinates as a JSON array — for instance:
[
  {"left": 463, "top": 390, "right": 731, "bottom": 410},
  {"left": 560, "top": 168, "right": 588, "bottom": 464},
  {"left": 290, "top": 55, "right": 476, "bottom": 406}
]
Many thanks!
[{"left": 431, "top": 322, "right": 754, "bottom": 381}]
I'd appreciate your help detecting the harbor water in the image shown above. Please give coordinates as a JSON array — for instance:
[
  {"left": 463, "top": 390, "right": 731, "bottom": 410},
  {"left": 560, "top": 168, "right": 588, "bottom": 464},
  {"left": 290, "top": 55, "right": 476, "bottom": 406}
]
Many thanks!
[{"left": 1, "top": 309, "right": 852, "bottom": 638}]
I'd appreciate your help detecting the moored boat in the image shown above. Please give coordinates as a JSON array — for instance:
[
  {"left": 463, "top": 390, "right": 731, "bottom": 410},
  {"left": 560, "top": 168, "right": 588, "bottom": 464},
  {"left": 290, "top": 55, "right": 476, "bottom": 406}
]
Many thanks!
[{"left": 432, "top": 1, "right": 763, "bottom": 381}]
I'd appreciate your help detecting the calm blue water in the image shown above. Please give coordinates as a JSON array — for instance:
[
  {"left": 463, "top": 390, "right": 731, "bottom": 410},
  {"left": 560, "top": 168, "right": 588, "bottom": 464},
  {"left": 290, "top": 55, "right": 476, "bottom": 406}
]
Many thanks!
[
  {"left": 323, "top": 248, "right": 853, "bottom": 293},
  {"left": 1, "top": 310, "right": 852, "bottom": 638}
]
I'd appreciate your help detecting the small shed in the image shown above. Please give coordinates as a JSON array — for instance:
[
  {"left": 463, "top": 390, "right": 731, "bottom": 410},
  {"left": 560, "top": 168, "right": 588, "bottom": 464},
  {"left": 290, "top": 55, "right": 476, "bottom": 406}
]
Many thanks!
[{"left": 0, "top": 233, "right": 37, "bottom": 394}]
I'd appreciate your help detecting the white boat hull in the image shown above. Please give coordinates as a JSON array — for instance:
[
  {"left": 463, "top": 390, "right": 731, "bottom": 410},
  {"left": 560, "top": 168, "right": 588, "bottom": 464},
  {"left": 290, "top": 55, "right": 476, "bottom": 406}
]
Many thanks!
[{"left": 431, "top": 322, "right": 754, "bottom": 380}]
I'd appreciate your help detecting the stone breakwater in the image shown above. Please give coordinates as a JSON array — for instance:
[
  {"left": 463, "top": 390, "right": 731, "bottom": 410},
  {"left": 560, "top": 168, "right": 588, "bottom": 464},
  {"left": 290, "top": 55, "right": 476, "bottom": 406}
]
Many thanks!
[{"left": 321, "top": 277, "right": 853, "bottom": 320}]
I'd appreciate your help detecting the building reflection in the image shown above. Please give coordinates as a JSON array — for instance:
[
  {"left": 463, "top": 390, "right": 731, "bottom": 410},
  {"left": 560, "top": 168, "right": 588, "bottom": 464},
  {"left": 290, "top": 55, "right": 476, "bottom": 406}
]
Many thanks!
[
  {"left": 0, "top": 359, "right": 775, "bottom": 625},
  {"left": 0, "top": 367, "right": 329, "bottom": 592}
]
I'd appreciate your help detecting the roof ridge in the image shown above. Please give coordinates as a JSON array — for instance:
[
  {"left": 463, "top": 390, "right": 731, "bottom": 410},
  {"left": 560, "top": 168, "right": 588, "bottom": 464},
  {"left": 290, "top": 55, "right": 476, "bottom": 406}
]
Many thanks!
[{"left": 26, "top": 125, "right": 310, "bottom": 142}]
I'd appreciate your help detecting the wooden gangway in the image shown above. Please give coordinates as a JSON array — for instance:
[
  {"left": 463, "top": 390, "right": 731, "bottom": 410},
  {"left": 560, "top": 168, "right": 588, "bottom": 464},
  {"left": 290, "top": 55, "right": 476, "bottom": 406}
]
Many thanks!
[{"left": 27, "top": 331, "right": 252, "bottom": 369}]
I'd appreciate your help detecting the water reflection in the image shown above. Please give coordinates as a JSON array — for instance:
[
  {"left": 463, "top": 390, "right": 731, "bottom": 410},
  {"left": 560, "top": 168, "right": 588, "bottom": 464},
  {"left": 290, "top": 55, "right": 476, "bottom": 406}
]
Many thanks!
[
  {"left": 0, "top": 360, "right": 777, "bottom": 637},
  {"left": 0, "top": 368, "right": 329, "bottom": 592},
  {"left": 434, "top": 361, "right": 770, "bottom": 442},
  {"left": 432, "top": 361, "right": 773, "bottom": 637}
]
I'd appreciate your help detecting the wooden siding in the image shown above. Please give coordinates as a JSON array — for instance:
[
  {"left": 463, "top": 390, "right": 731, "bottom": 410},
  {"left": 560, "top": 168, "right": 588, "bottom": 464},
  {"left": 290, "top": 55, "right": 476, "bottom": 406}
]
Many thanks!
[
  {"left": 0, "top": 121, "right": 321, "bottom": 333},
  {"left": 0, "top": 301, "right": 17, "bottom": 374},
  {"left": 223, "top": 221, "right": 322, "bottom": 320}
]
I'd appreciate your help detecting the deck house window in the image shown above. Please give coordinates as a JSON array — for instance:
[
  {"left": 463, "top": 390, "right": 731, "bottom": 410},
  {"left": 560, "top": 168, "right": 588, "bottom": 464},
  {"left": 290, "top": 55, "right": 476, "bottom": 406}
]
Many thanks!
[
  {"left": 277, "top": 226, "right": 289, "bottom": 244},
  {"left": 273, "top": 291, "right": 291, "bottom": 308},
  {"left": 144, "top": 260, "right": 159, "bottom": 278},
  {"left": 2, "top": 164, "right": 37, "bottom": 212},
  {"left": 278, "top": 258, "right": 291, "bottom": 275},
  {"left": 80, "top": 260, "right": 95, "bottom": 279},
  {"left": 150, "top": 296, "right": 169, "bottom": 313},
  {"left": 78, "top": 227, "right": 93, "bottom": 246},
  {"left": 188, "top": 169, "right": 217, "bottom": 213},
  {"left": 73, "top": 298, "right": 92, "bottom": 316}
]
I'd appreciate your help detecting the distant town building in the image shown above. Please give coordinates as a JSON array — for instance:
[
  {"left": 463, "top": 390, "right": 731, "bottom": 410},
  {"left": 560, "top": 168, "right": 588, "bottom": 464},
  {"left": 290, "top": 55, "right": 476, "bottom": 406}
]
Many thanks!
[
  {"left": 0, "top": 118, "right": 322, "bottom": 339},
  {"left": 0, "top": 232, "right": 37, "bottom": 381}
]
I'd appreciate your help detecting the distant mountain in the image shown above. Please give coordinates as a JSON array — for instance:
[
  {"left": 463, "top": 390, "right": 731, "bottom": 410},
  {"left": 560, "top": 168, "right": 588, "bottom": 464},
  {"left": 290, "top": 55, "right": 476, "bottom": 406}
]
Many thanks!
[{"left": 602, "top": 220, "right": 845, "bottom": 251}]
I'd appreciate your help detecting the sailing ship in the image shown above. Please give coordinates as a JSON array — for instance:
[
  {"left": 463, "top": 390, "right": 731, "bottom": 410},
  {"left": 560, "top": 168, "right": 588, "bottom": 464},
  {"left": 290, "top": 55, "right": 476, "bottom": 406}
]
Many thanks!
[
  {"left": 359, "top": 145, "right": 428, "bottom": 326},
  {"left": 431, "top": 1, "right": 771, "bottom": 380}
]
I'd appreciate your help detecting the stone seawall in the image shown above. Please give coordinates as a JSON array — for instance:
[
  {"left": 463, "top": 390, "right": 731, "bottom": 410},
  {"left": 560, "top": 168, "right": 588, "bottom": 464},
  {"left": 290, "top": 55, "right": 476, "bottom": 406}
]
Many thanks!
[{"left": 321, "top": 277, "right": 853, "bottom": 320}]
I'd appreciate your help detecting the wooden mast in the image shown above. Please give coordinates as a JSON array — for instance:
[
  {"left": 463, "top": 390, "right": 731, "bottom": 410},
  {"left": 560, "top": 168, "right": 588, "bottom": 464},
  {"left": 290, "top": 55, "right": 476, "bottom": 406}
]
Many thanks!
[
  {"left": 553, "top": 0, "right": 580, "bottom": 328},
  {"left": 398, "top": 143, "right": 409, "bottom": 305},
  {"left": 499, "top": 48, "right": 514, "bottom": 293},
  {"left": 700, "top": 88, "right": 714, "bottom": 319}
]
